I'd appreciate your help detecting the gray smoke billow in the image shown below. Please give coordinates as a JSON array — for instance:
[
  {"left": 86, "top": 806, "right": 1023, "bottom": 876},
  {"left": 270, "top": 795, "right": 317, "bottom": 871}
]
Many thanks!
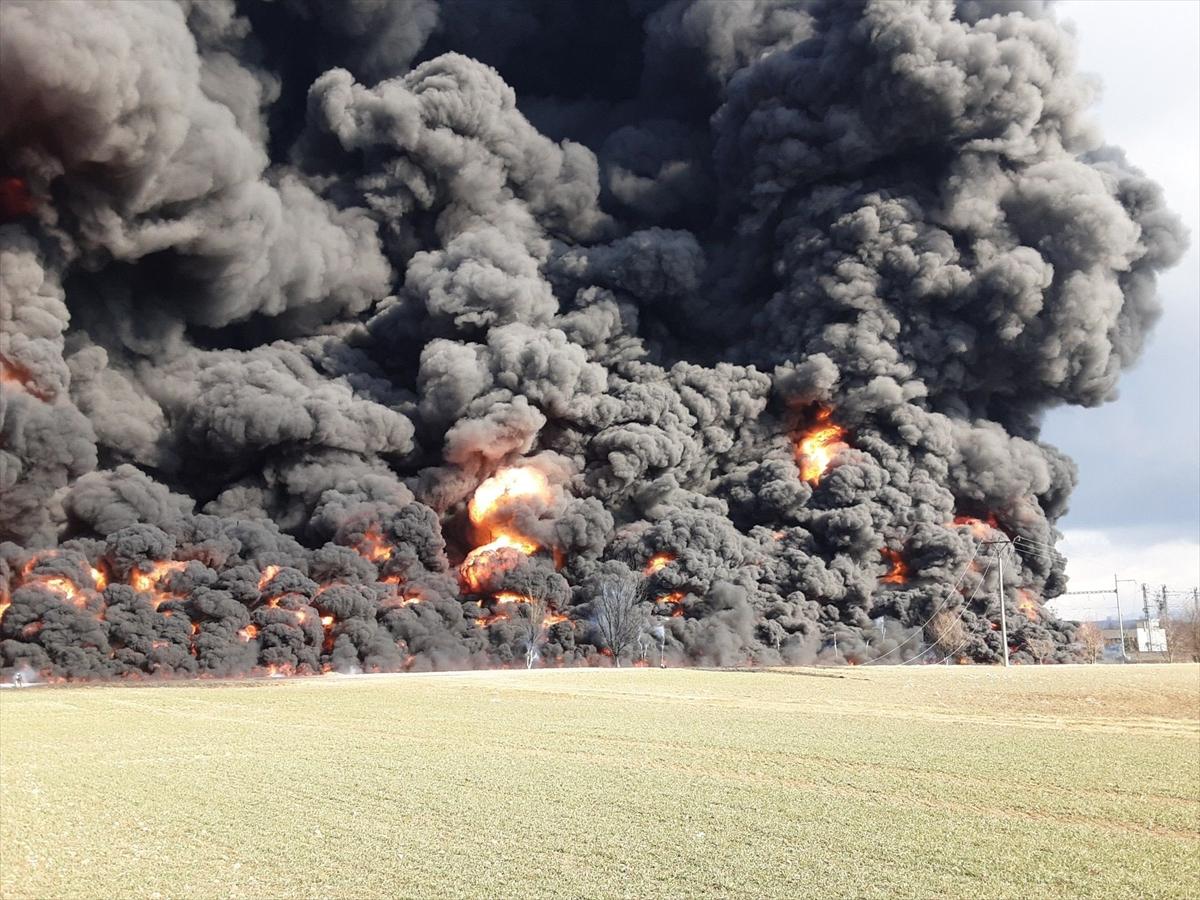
[{"left": 0, "top": 0, "right": 1186, "bottom": 678}]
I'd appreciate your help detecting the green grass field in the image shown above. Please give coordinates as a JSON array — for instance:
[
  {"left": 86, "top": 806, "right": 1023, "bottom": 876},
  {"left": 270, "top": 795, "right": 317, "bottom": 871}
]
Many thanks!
[{"left": 2, "top": 665, "right": 1197, "bottom": 899}]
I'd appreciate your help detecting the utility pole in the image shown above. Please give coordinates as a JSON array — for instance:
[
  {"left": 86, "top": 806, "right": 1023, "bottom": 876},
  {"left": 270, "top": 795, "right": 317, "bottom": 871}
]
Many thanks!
[
  {"left": 1161, "top": 585, "right": 1172, "bottom": 662},
  {"left": 1114, "top": 575, "right": 1133, "bottom": 662},
  {"left": 981, "top": 540, "right": 1011, "bottom": 668},
  {"left": 998, "top": 550, "right": 1009, "bottom": 668}
]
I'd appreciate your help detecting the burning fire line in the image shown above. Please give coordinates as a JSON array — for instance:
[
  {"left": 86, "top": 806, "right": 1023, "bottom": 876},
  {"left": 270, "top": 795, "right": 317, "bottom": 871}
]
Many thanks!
[{"left": 473, "top": 591, "right": 570, "bottom": 628}]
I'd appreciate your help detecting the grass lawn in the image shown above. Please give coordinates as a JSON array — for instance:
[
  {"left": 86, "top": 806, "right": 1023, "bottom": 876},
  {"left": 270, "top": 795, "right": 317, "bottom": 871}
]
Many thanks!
[{"left": 1, "top": 664, "right": 1197, "bottom": 898}]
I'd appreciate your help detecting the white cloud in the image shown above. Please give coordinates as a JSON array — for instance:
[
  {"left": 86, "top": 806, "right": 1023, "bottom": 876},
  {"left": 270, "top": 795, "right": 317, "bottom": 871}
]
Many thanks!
[{"left": 1046, "top": 528, "right": 1200, "bottom": 620}]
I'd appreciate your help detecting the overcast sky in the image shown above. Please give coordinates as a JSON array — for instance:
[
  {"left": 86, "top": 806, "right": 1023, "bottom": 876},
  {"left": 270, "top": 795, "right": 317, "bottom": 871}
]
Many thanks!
[{"left": 1043, "top": 0, "right": 1199, "bottom": 619}]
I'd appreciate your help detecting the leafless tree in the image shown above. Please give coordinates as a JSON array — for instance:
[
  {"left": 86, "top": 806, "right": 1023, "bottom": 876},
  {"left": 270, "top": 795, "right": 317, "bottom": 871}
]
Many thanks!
[
  {"left": 1165, "top": 602, "right": 1200, "bottom": 662},
  {"left": 1075, "top": 621, "right": 1104, "bottom": 663},
  {"left": 518, "top": 593, "right": 552, "bottom": 669},
  {"left": 926, "top": 609, "right": 966, "bottom": 663},
  {"left": 592, "top": 574, "right": 647, "bottom": 666}
]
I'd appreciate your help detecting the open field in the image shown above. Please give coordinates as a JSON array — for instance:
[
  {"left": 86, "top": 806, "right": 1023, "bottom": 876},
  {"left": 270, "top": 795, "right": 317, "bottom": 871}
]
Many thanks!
[{"left": 2, "top": 665, "right": 1198, "bottom": 899}]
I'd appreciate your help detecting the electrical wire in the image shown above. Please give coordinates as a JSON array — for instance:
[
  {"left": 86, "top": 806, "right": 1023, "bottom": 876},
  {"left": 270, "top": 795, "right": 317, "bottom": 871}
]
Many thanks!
[
  {"left": 900, "top": 556, "right": 996, "bottom": 666},
  {"left": 860, "top": 540, "right": 985, "bottom": 666}
]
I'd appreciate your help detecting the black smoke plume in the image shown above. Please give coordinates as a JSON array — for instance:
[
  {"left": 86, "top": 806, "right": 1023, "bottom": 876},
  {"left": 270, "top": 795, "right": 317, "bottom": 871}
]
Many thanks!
[{"left": 0, "top": 0, "right": 1186, "bottom": 678}]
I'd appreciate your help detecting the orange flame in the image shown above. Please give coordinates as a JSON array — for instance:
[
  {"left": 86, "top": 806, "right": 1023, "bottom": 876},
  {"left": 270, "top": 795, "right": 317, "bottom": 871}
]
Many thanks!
[
  {"left": 468, "top": 467, "right": 551, "bottom": 525},
  {"left": 321, "top": 615, "right": 334, "bottom": 626},
  {"left": 1016, "top": 589, "right": 1039, "bottom": 621},
  {"left": 797, "top": 408, "right": 847, "bottom": 484},
  {"left": 952, "top": 514, "right": 1001, "bottom": 538},
  {"left": 131, "top": 560, "right": 186, "bottom": 607},
  {"left": 644, "top": 552, "right": 676, "bottom": 576},
  {"left": 357, "top": 528, "right": 393, "bottom": 563},
  {"left": 474, "top": 609, "right": 512, "bottom": 628},
  {"left": 257, "top": 565, "right": 282, "bottom": 591},
  {"left": 460, "top": 532, "right": 538, "bottom": 592},
  {"left": 879, "top": 548, "right": 908, "bottom": 584},
  {"left": 1, "top": 357, "right": 50, "bottom": 401},
  {"left": 460, "top": 466, "right": 553, "bottom": 591},
  {"left": 494, "top": 591, "right": 531, "bottom": 604},
  {"left": 30, "top": 576, "right": 86, "bottom": 606},
  {"left": 89, "top": 566, "right": 107, "bottom": 591},
  {"left": 658, "top": 591, "right": 686, "bottom": 617},
  {"left": 238, "top": 624, "right": 259, "bottom": 642},
  {"left": 475, "top": 591, "right": 569, "bottom": 628}
]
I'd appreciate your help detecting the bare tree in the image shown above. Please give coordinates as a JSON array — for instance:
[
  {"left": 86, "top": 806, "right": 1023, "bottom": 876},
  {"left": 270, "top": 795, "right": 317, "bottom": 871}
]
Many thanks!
[
  {"left": 926, "top": 609, "right": 966, "bottom": 663},
  {"left": 592, "top": 574, "right": 647, "bottom": 666},
  {"left": 1075, "top": 621, "right": 1104, "bottom": 663},
  {"left": 515, "top": 593, "right": 552, "bottom": 669},
  {"left": 502, "top": 570, "right": 570, "bottom": 670},
  {"left": 1165, "top": 602, "right": 1200, "bottom": 662}
]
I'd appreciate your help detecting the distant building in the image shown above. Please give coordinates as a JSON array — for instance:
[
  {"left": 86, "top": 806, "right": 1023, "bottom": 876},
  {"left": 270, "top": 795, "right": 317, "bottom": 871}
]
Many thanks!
[{"left": 1088, "top": 616, "right": 1170, "bottom": 663}]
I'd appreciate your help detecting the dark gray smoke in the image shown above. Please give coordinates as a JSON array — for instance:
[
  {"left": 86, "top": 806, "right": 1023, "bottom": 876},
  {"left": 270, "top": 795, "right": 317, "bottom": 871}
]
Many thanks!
[{"left": 0, "top": 0, "right": 1186, "bottom": 678}]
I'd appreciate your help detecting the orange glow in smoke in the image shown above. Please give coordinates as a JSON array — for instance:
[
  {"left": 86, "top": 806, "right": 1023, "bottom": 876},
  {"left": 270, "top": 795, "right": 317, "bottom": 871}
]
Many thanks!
[
  {"left": 474, "top": 591, "right": 570, "bottom": 628},
  {"left": 460, "top": 532, "right": 538, "bottom": 592},
  {"left": 459, "top": 466, "right": 555, "bottom": 593},
  {"left": 257, "top": 565, "right": 282, "bottom": 590},
  {"left": 357, "top": 528, "right": 393, "bottom": 563},
  {"left": 658, "top": 591, "right": 686, "bottom": 617},
  {"left": 1016, "top": 589, "right": 1039, "bottom": 620},
  {"left": 30, "top": 576, "right": 86, "bottom": 606},
  {"left": 0, "top": 357, "right": 49, "bottom": 401},
  {"left": 797, "top": 408, "right": 847, "bottom": 484},
  {"left": 952, "top": 514, "right": 1001, "bottom": 538},
  {"left": 468, "top": 467, "right": 551, "bottom": 526},
  {"left": 643, "top": 552, "right": 676, "bottom": 576},
  {"left": 879, "top": 548, "right": 908, "bottom": 584},
  {"left": 474, "top": 609, "right": 511, "bottom": 628},
  {"left": 131, "top": 560, "right": 186, "bottom": 606},
  {"left": 89, "top": 566, "right": 107, "bottom": 591},
  {"left": 238, "top": 624, "right": 259, "bottom": 642},
  {"left": 321, "top": 615, "right": 334, "bottom": 627},
  {"left": 0, "top": 176, "right": 35, "bottom": 220},
  {"left": 493, "top": 591, "right": 531, "bottom": 605}
]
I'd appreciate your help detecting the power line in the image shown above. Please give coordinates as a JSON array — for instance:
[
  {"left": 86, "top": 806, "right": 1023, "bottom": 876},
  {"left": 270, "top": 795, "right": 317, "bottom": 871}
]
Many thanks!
[
  {"left": 861, "top": 540, "right": 984, "bottom": 666},
  {"left": 901, "top": 557, "right": 996, "bottom": 667}
]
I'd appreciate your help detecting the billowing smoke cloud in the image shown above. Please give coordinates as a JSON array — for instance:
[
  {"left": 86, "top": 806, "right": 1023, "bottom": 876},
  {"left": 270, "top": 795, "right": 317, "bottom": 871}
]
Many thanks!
[{"left": 0, "top": 0, "right": 1185, "bottom": 679}]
